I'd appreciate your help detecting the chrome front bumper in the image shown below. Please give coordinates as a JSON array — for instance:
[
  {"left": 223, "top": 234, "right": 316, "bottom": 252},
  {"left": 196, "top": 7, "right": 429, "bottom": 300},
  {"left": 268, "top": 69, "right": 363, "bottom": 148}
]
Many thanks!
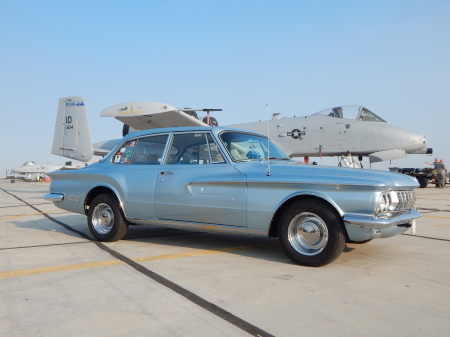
[
  {"left": 343, "top": 210, "right": 421, "bottom": 229},
  {"left": 44, "top": 193, "right": 64, "bottom": 202},
  {"left": 343, "top": 210, "right": 421, "bottom": 241}
]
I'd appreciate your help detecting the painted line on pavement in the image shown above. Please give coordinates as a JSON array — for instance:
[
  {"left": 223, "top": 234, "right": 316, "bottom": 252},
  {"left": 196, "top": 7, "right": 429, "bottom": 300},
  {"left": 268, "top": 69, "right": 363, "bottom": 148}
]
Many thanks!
[
  {"left": 423, "top": 215, "right": 450, "bottom": 219},
  {"left": 0, "top": 209, "right": 61, "bottom": 221},
  {"left": 0, "top": 246, "right": 253, "bottom": 279}
]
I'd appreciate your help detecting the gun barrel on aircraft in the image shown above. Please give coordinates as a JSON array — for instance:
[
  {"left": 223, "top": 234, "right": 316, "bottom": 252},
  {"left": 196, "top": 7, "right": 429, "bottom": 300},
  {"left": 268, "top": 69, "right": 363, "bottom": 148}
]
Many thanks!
[{"left": 408, "top": 148, "right": 433, "bottom": 155}]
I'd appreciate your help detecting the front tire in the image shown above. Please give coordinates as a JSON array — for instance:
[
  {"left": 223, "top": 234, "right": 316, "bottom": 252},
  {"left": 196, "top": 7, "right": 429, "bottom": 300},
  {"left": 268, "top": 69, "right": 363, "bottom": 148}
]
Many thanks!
[
  {"left": 347, "top": 239, "right": 373, "bottom": 244},
  {"left": 88, "top": 194, "right": 129, "bottom": 242},
  {"left": 278, "top": 200, "right": 346, "bottom": 267}
]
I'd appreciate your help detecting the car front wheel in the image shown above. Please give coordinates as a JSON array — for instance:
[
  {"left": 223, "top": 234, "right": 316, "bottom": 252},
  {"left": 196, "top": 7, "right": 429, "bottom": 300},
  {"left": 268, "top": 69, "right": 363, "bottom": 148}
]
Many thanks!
[
  {"left": 88, "top": 194, "right": 129, "bottom": 242},
  {"left": 278, "top": 200, "right": 346, "bottom": 267}
]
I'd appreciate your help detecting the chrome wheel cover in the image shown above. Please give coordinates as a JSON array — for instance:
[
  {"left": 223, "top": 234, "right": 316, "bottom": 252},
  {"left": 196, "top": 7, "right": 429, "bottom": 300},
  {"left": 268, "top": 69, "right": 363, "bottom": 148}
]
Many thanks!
[
  {"left": 92, "top": 203, "right": 114, "bottom": 234},
  {"left": 287, "top": 212, "right": 329, "bottom": 256}
]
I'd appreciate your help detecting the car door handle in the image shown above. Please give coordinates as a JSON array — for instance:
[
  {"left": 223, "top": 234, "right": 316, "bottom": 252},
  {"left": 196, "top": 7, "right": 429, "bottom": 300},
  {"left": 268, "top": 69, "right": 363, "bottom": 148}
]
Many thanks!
[{"left": 160, "top": 171, "right": 175, "bottom": 176}]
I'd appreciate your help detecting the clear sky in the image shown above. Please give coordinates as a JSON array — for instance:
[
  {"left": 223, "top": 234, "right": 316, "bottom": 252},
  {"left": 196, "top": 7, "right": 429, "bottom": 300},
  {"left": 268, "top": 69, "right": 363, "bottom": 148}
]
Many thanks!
[{"left": 1, "top": 0, "right": 449, "bottom": 177}]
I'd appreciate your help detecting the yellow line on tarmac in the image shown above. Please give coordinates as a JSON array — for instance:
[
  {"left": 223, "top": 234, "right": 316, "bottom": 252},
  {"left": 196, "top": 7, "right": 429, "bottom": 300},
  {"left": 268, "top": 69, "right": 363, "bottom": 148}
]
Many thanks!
[
  {"left": 423, "top": 215, "right": 450, "bottom": 220},
  {"left": 0, "top": 210, "right": 61, "bottom": 221},
  {"left": 133, "top": 245, "right": 253, "bottom": 262},
  {"left": 0, "top": 259, "right": 123, "bottom": 279},
  {"left": 0, "top": 246, "right": 254, "bottom": 279}
]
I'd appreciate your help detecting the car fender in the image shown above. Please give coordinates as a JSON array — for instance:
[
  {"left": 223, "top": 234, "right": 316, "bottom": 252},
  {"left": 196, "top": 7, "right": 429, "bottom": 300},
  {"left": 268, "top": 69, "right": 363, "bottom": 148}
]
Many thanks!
[
  {"left": 84, "top": 183, "right": 125, "bottom": 215},
  {"left": 267, "top": 190, "right": 345, "bottom": 237}
]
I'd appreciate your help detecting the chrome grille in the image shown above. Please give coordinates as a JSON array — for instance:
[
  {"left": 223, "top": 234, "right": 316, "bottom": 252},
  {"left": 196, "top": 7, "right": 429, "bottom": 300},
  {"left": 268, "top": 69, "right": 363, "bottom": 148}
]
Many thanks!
[{"left": 395, "top": 190, "right": 416, "bottom": 211}]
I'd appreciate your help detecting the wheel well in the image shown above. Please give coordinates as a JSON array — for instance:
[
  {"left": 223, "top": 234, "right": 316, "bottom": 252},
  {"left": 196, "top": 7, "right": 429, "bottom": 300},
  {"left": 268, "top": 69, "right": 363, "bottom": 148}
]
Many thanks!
[
  {"left": 84, "top": 186, "right": 117, "bottom": 215},
  {"left": 268, "top": 195, "right": 345, "bottom": 238}
]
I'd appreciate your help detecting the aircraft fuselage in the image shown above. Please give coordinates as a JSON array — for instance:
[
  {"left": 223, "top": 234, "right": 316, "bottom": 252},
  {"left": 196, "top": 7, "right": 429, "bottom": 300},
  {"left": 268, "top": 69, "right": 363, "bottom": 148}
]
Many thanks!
[{"left": 230, "top": 115, "right": 428, "bottom": 158}]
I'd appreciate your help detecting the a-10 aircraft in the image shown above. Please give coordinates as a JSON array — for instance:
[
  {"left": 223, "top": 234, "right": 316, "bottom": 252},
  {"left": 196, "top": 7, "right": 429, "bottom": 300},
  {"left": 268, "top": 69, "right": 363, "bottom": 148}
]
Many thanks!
[
  {"left": 6, "top": 161, "right": 85, "bottom": 183},
  {"left": 52, "top": 96, "right": 432, "bottom": 166}
]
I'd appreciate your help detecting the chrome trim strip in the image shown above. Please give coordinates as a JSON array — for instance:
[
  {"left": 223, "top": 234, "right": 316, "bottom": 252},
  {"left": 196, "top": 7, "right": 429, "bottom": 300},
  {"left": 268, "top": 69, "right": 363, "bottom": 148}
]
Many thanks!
[
  {"left": 186, "top": 180, "right": 411, "bottom": 189},
  {"left": 127, "top": 217, "right": 268, "bottom": 237},
  {"left": 344, "top": 210, "right": 421, "bottom": 228},
  {"left": 44, "top": 193, "right": 64, "bottom": 202}
]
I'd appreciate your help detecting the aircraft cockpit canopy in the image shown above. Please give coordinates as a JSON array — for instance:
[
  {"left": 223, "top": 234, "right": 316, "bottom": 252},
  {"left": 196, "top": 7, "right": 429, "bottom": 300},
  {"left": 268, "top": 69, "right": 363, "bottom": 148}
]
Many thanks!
[{"left": 313, "top": 105, "right": 386, "bottom": 122}]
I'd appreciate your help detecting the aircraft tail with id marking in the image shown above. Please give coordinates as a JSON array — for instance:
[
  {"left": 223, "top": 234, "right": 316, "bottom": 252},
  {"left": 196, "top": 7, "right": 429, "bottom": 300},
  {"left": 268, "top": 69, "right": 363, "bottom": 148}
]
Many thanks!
[{"left": 51, "top": 96, "right": 94, "bottom": 162}]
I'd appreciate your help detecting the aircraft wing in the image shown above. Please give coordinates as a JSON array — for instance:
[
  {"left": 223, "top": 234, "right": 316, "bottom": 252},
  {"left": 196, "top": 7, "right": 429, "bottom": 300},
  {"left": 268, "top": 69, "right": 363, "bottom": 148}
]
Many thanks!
[{"left": 101, "top": 101, "right": 208, "bottom": 130}]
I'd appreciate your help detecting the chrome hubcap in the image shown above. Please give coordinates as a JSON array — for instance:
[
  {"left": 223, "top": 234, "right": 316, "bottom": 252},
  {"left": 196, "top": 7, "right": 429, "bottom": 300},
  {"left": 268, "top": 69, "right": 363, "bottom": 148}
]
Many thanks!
[
  {"left": 92, "top": 203, "right": 114, "bottom": 234},
  {"left": 287, "top": 212, "right": 328, "bottom": 256}
]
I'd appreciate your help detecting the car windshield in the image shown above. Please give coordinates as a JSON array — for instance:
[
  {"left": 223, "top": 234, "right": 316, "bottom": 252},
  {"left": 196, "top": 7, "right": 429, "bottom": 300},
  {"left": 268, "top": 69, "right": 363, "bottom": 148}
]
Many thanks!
[{"left": 219, "top": 131, "right": 290, "bottom": 161}]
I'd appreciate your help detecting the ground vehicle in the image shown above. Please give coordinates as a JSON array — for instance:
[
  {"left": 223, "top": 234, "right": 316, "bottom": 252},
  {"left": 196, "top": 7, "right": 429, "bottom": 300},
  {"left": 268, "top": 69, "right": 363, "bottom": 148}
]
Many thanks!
[
  {"left": 45, "top": 127, "right": 420, "bottom": 267},
  {"left": 389, "top": 167, "right": 444, "bottom": 188}
]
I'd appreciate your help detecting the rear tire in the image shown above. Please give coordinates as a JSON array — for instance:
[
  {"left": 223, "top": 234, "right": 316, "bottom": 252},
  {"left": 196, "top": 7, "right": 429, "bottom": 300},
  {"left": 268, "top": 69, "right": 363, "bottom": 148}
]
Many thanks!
[
  {"left": 88, "top": 194, "right": 128, "bottom": 242},
  {"left": 278, "top": 200, "right": 346, "bottom": 267}
]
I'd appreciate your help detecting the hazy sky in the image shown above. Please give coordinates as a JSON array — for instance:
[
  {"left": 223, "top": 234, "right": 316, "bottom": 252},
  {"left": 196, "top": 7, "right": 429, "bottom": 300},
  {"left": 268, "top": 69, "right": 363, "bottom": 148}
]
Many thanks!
[{"left": 1, "top": 0, "right": 449, "bottom": 177}]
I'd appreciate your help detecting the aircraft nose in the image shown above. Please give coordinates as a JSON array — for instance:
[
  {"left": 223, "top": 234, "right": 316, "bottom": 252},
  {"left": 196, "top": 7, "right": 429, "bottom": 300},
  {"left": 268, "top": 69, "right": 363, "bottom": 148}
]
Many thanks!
[
  {"left": 407, "top": 131, "right": 431, "bottom": 154},
  {"left": 417, "top": 135, "right": 427, "bottom": 146}
]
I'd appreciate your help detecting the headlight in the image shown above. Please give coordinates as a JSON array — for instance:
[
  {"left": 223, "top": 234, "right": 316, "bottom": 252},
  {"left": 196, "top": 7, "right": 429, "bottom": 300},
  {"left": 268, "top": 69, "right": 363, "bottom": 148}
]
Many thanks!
[
  {"left": 376, "top": 191, "right": 400, "bottom": 217},
  {"left": 378, "top": 193, "right": 389, "bottom": 211}
]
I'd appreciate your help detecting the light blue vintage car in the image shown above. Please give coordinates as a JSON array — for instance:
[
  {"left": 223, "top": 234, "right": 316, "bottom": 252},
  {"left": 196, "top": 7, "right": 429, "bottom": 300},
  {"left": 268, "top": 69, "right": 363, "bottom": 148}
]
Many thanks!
[{"left": 45, "top": 127, "right": 420, "bottom": 266}]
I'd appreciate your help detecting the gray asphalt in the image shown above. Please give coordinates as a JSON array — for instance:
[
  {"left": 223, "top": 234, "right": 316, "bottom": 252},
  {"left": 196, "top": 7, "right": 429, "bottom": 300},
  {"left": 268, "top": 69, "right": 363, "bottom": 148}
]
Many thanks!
[{"left": 1, "top": 179, "right": 449, "bottom": 337}]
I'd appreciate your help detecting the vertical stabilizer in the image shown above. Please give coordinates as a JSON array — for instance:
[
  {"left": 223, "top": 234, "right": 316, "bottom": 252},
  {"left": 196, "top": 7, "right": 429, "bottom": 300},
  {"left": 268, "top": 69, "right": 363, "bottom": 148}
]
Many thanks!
[{"left": 52, "top": 96, "right": 93, "bottom": 162}]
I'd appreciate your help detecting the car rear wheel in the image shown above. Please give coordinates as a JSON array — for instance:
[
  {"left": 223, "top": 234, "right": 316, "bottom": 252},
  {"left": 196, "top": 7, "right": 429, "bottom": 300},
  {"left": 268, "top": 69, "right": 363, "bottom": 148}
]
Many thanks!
[
  {"left": 88, "top": 194, "right": 128, "bottom": 242},
  {"left": 278, "top": 200, "right": 346, "bottom": 267}
]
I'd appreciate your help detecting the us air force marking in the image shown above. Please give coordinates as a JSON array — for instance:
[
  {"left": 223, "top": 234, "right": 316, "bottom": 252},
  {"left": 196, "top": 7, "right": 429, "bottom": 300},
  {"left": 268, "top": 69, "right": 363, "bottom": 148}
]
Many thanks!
[{"left": 288, "top": 129, "right": 305, "bottom": 139}]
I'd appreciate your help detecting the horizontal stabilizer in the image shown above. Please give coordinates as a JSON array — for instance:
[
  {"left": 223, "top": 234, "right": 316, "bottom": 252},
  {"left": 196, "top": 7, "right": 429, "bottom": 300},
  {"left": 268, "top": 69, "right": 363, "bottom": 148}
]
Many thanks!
[
  {"left": 369, "top": 149, "right": 406, "bottom": 163},
  {"left": 93, "top": 139, "right": 120, "bottom": 156},
  {"left": 52, "top": 97, "right": 93, "bottom": 162},
  {"left": 101, "top": 101, "right": 208, "bottom": 130}
]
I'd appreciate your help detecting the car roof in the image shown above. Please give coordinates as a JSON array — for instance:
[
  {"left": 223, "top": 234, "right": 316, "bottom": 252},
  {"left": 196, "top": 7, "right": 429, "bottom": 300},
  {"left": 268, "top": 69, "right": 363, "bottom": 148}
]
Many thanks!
[{"left": 121, "top": 126, "right": 266, "bottom": 141}]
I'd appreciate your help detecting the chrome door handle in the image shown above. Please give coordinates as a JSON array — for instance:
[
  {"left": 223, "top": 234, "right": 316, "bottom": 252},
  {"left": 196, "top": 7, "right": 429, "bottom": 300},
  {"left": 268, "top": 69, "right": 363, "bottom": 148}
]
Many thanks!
[{"left": 160, "top": 171, "right": 175, "bottom": 176}]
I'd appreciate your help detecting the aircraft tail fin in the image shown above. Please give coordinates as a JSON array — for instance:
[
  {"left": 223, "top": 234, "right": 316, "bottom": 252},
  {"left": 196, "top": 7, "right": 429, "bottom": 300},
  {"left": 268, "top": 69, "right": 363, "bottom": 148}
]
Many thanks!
[{"left": 52, "top": 96, "right": 94, "bottom": 162}]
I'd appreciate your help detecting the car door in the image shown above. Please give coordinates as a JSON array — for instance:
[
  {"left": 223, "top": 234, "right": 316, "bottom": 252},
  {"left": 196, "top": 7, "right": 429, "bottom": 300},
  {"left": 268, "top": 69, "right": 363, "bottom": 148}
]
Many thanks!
[
  {"left": 154, "top": 132, "right": 247, "bottom": 227},
  {"left": 116, "top": 134, "right": 169, "bottom": 220}
]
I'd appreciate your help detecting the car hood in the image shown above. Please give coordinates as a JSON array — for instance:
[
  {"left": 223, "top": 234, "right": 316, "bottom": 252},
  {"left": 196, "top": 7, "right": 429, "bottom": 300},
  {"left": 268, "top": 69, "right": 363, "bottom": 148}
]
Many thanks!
[{"left": 234, "top": 161, "right": 419, "bottom": 189}]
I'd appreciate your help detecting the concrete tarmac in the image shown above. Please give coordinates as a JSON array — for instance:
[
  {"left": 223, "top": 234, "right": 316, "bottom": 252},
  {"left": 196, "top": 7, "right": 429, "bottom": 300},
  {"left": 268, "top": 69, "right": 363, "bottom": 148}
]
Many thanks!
[{"left": 1, "top": 179, "right": 449, "bottom": 337}]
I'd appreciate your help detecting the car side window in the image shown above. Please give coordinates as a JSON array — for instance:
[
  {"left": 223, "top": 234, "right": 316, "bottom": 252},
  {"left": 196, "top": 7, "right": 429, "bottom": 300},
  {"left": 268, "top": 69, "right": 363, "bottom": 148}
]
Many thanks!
[
  {"left": 166, "top": 132, "right": 225, "bottom": 165},
  {"left": 131, "top": 135, "right": 169, "bottom": 165},
  {"left": 113, "top": 135, "right": 168, "bottom": 165},
  {"left": 113, "top": 140, "right": 137, "bottom": 164}
]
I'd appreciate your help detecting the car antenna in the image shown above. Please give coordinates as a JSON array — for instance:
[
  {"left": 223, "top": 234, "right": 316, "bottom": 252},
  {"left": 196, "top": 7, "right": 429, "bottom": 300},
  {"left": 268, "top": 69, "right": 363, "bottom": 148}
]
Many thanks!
[{"left": 266, "top": 104, "right": 271, "bottom": 176}]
